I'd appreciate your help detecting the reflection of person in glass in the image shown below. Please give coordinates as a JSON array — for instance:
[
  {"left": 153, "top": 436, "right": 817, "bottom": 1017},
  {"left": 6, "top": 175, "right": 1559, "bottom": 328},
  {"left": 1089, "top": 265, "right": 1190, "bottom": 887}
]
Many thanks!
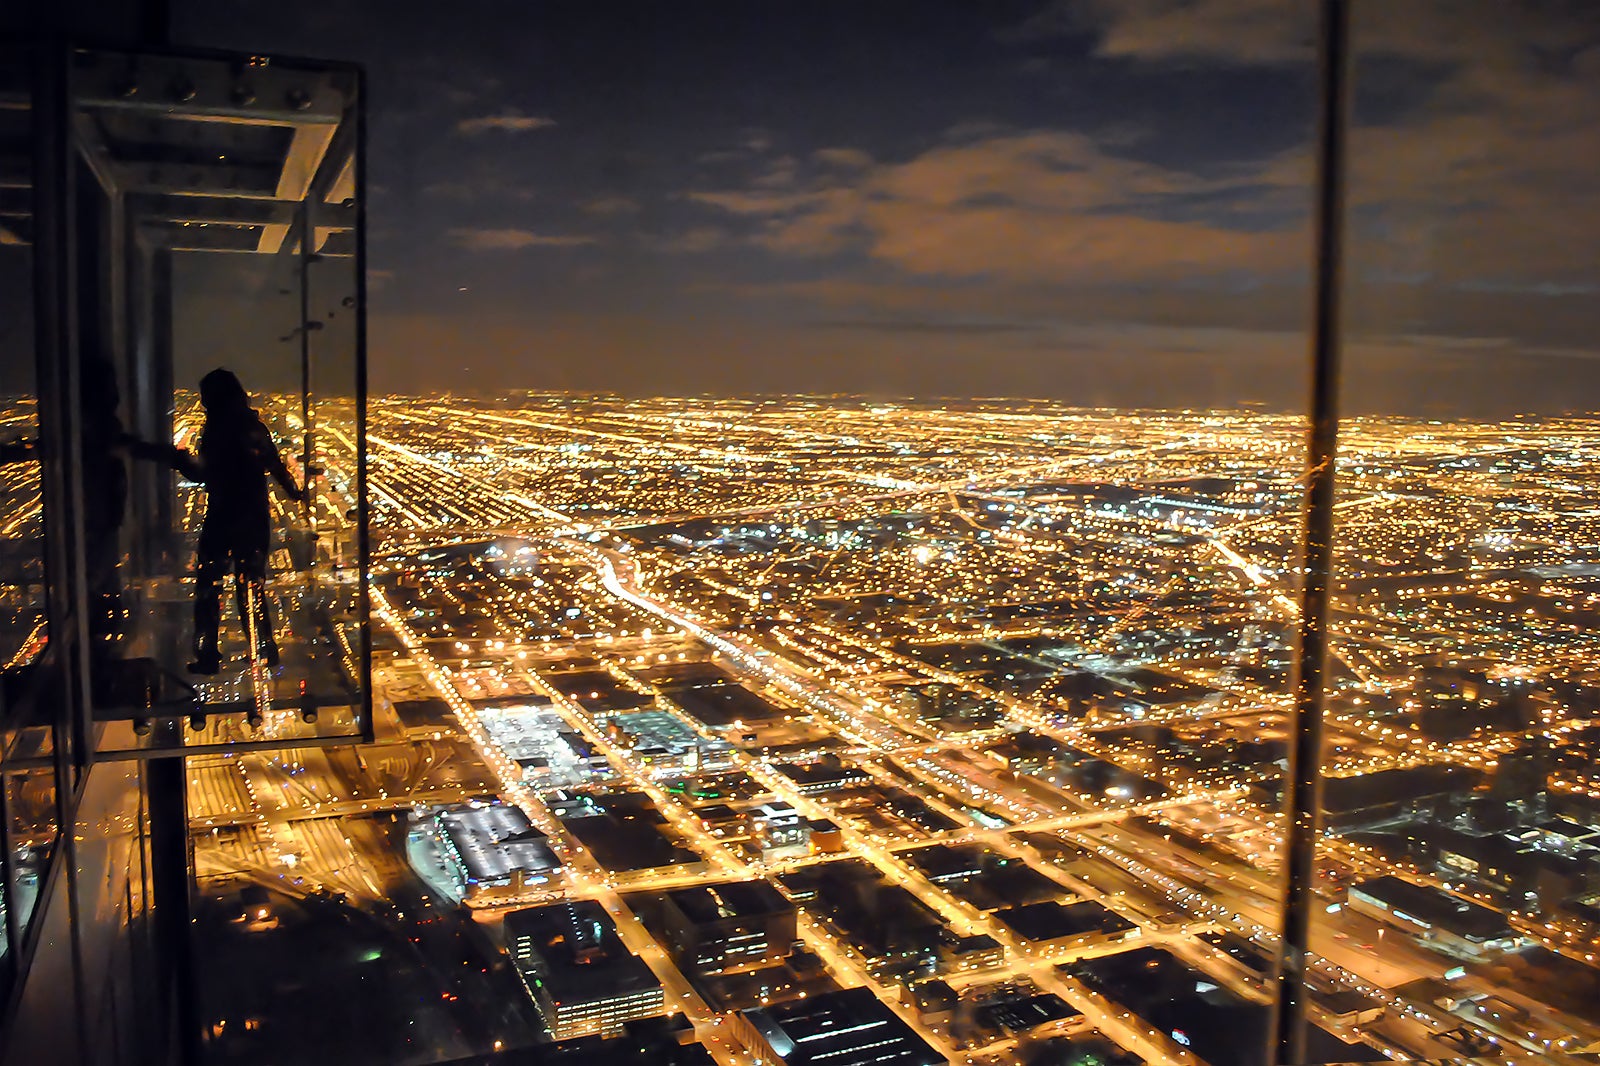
[
  {"left": 129, "top": 369, "right": 304, "bottom": 674},
  {"left": 2, "top": 353, "right": 130, "bottom": 701}
]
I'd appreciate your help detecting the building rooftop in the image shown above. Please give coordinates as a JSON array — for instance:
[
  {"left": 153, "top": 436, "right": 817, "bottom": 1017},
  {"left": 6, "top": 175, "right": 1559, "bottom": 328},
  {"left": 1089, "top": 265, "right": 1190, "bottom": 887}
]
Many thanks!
[
  {"left": 1351, "top": 876, "right": 1515, "bottom": 942},
  {"left": 505, "top": 901, "right": 662, "bottom": 1005},
  {"left": 548, "top": 671, "right": 653, "bottom": 711},
  {"left": 994, "top": 899, "right": 1134, "bottom": 942},
  {"left": 393, "top": 698, "right": 456, "bottom": 732},
  {"left": 432, "top": 1019, "right": 709, "bottom": 1065},
  {"left": 1074, "top": 948, "right": 1384, "bottom": 1066},
  {"left": 975, "top": 991, "right": 1080, "bottom": 1035},
  {"left": 1322, "top": 765, "right": 1484, "bottom": 816},
  {"left": 945, "top": 933, "right": 1001, "bottom": 956},
  {"left": 743, "top": 986, "right": 943, "bottom": 1066},
  {"left": 436, "top": 803, "right": 559, "bottom": 886},
  {"left": 905, "top": 843, "right": 986, "bottom": 883},
  {"left": 664, "top": 678, "right": 786, "bottom": 728},
  {"left": 774, "top": 760, "right": 869, "bottom": 791},
  {"left": 666, "top": 880, "right": 792, "bottom": 926},
  {"left": 559, "top": 793, "right": 698, "bottom": 872}
]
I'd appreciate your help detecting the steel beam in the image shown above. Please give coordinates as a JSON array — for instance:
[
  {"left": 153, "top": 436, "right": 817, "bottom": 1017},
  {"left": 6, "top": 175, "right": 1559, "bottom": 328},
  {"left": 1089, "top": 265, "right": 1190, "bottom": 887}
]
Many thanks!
[
  {"left": 127, "top": 192, "right": 353, "bottom": 227},
  {"left": 73, "top": 51, "right": 347, "bottom": 125},
  {"left": 258, "top": 120, "right": 336, "bottom": 251}
]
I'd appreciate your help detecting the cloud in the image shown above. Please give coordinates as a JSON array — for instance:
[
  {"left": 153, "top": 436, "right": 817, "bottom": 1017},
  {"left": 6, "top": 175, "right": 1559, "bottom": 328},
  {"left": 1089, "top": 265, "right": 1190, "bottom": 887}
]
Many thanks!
[
  {"left": 691, "top": 129, "right": 1305, "bottom": 284},
  {"left": 1057, "top": 0, "right": 1314, "bottom": 65},
  {"left": 425, "top": 179, "right": 536, "bottom": 202},
  {"left": 579, "top": 196, "right": 641, "bottom": 216},
  {"left": 687, "top": 0, "right": 1600, "bottom": 319},
  {"left": 808, "top": 317, "right": 1044, "bottom": 336},
  {"left": 1053, "top": 0, "right": 1600, "bottom": 87},
  {"left": 1280, "top": 8, "right": 1600, "bottom": 294},
  {"left": 752, "top": 157, "right": 801, "bottom": 189},
  {"left": 685, "top": 189, "right": 819, "bottom": 216},
  {"left": 455, "top": 111, "right": 557, "bottom": 135},
  {"left": 814, "top": 147, "right": 874, "bottom": 170},
  {"left": 697, "top": 273, "right": 1304, "bottom": 342},
  {"left": 696, "top": 128, "right": 779, "bottom": 167},
  {"left": 1049, "top": 0, "right": 1600, "bottom": 288},
  {"left": 656, "top": 227, "right": 726, "bottom": 254},
  {"left": 447, "top": 228, "right": 595, "bottom": 251}
]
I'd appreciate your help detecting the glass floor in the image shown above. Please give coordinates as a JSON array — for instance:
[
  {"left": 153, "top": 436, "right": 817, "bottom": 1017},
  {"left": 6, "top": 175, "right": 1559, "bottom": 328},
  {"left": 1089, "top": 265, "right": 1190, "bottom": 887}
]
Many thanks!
[{"left": 91, "top": 566, "right": 367, "bottom": 758}]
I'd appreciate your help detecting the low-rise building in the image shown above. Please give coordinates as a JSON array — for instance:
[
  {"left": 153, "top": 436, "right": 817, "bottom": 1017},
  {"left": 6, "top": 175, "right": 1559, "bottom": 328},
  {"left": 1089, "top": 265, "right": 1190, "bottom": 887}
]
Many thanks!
[
  {"left": 731, "top": 987, "right": 943, "bottom": 1066},
  {"left": 993, "top": 900, "right": 1138, "bottom": 953},
  {"left": 1348, "top": 876, "right": 1523, "bottom": 957},
  {"left": 775, "top": 757, "right": 870, "bottom": 795},
  {"left": 661, "top": 881, "right": 798, "bottom": 975},
  {"left": 905, "top": 978, "right": 957, "bottom": 1028},
  {"left": 505, "top": 901, "right": 665, "bottom": 1040},
  {"left": 807, "top": 819, "right": 844, "bottom": 854},
  {"left": 747, "top": 802, "right": 810, "bottom": 858},
  {"left": 937, "top": 933, "right": 1005, "bottom": 975},
  {"left": 1316, "top": 989, "right": 1386, "bottom": 1027},
  {"left": 431, "top": 801, "right": 561, "bottom": 900}
]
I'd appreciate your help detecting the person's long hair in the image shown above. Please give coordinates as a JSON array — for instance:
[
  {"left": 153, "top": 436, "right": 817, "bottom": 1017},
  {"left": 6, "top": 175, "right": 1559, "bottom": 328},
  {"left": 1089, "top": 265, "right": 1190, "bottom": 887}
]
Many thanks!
[
  {"left": 197, "top": 368, "right": 261, "bottom": 457},
  {"left": 199, "top": 368, "right": 252, "bottom": 418}
]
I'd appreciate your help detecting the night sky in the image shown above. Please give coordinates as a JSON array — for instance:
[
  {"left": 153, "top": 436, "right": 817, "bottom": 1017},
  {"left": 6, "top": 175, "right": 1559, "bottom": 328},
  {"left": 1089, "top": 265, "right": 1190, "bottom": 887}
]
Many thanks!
[{"left": 60, "top": 3, "right": 1600, "bottom": 409}]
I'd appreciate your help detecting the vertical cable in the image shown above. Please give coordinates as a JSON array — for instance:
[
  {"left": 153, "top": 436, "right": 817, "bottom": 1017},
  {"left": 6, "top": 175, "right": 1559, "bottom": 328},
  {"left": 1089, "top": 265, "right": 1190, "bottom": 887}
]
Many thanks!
[{"left": 1272, "top": 0, "right": 1350, "bottom": 1062}]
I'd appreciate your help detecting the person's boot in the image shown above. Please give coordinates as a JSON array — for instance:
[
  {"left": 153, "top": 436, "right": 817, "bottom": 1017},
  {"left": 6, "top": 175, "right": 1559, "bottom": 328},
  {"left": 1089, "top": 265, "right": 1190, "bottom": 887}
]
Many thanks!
[{"left": 193, "top": 562, "right": 224, "bottom": 675}]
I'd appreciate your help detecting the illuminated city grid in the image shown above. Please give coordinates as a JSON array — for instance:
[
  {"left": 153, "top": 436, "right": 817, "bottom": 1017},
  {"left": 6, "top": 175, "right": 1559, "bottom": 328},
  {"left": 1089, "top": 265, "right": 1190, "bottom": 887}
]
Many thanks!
[{"left": 10, "top": 394, "right": 1600, "bottom": 1063}]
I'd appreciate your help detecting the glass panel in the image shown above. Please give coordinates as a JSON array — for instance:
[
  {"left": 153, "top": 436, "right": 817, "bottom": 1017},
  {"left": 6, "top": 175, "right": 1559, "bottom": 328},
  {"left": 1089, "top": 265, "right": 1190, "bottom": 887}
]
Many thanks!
[
  {"left": 0, "top": 41, "right": 57, "bottom": 985},
  {"left": 71, "top": 760, "right": 158, "bottom": 1060},
  {"left": 302, "top": 119, "right": 367, "bottom": 715},
  {"left": 0, "top": 762, "right": 56, "bottom": 968},
  {"left": 171, "top": 2, "right": 1335, "bottom": 1062},
  {"left": 61, "top": 46, "right": 368, "bottom": 755},
  {"left": 0, "top": 844, "right": 81, "bottom": 1066},
  {"left": 0, "top": 50, "right": 41, "bottom": 691},
  {"left": 1312, "top": 3, "right": 1600, "bottom": 1062}
]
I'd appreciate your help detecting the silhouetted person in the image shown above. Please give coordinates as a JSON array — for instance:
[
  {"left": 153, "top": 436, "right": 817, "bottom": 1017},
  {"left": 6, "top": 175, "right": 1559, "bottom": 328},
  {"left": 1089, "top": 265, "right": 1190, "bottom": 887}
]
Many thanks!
[{"left": 127, "top": 369, "right": 303, "bottom": 674}]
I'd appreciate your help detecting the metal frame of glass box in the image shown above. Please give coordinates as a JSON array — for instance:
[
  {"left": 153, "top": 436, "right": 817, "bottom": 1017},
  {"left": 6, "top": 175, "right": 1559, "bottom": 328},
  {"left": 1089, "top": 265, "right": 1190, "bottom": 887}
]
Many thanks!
[
  {"left": 0, "top": 38, "right": 372, "bottom": 1055},
  {"left": 23, "top": 41, "right": 373, "bottom": 762}
]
